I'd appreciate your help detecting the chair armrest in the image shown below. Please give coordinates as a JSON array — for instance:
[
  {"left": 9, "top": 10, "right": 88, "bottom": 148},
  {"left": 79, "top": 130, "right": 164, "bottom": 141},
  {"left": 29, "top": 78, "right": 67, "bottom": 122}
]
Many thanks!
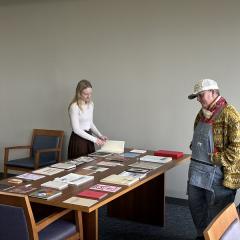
[
  {"left": 36, "top": 208, "right": 72, "bottom": 232},
  {"left": 4, "top": 146, "right": 32, "bottom": 163},
  {"left": 5, "top": 145, "right": 32, "bottom": 150}
]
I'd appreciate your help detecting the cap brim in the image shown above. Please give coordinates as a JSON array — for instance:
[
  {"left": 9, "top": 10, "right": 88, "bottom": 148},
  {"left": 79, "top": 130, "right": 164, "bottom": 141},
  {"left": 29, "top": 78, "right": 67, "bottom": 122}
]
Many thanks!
[{"left": 188, "top": 94, "right": 197, "bottom": 100}]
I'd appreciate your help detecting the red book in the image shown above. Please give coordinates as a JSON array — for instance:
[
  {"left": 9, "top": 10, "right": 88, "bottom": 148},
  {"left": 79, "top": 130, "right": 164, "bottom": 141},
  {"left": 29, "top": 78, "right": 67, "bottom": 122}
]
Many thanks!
[
  {"left": 77, "top": 189, "right": 108, "bottom": 200},
  {"left": 154, "top": 150, "right": 184, "bottom": 159}
]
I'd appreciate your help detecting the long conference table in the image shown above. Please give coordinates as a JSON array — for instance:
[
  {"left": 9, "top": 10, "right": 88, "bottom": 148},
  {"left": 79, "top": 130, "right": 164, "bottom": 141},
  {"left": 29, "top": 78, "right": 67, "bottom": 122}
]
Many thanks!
[{"left": 0, "top": 150, "right": 190, "bottom": 240}]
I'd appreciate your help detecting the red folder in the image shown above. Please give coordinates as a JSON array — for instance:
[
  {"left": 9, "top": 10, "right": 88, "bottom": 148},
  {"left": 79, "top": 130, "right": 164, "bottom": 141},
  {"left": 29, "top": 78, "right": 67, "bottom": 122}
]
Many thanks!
[
  {"left": 77, "top": 189, "right": 108, "bottom": 200},
  {"left": 154, "top": 150, "right": 184, "bottom": 159}
]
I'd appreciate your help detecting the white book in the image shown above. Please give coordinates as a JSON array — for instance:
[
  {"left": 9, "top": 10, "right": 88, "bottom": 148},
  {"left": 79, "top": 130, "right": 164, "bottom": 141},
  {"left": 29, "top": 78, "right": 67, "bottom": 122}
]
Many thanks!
[
  {"left": 63, "top": 197, "right": 98, "bottom": 207},
  {"left": 54, "top": 173, "right": 94, "bottom": 186},
  {"left": 41, "top": 180, "right": 68, "bottom": 190},
  {"left": 97, "top": 161, "right": 123, "bottom": 167},
  {"left": 73, "top": 156, "right": 95, "bottom": 163},
  {"left": 16, "top": 173, "right": 45, "bottom": 181},
  {"left": 100, "top": 174, "right": 139, "bottom": 186},
  {"left": 51, "top": 162, "right": 76, "bottom": 170},
  {"left": 33, "top": 167, "right": 64, "bottom": 176},
  {"left": 98, "top": 140, "right": 125, "bottom": 154},
  {"left": 140, "top": 155, "right": 172, "bottom": 164},
  {"left": 130, "top": 149, "right": 147, "bottom": 154},
  {"left": 119, "top": 171, "right": 146, "bottom": 179}
]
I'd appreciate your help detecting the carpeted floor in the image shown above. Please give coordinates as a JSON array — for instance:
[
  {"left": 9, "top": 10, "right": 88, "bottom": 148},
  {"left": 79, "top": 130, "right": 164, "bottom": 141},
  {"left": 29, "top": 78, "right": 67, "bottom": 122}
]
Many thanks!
[{"left": 99, "top": 199, "right": 197, "bottom": 240}]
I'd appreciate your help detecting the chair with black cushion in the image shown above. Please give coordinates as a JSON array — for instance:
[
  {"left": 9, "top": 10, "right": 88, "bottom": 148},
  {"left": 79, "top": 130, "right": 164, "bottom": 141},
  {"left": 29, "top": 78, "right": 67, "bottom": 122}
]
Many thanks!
[
  {"left": 0, "top": 191, "right": 83, "bottom": 240},
  {"left": 203, "top": 203, "right": 240, "bottom": 240},
  {"left": 4, "top": 129, "right": 64, "bottom": 177}
]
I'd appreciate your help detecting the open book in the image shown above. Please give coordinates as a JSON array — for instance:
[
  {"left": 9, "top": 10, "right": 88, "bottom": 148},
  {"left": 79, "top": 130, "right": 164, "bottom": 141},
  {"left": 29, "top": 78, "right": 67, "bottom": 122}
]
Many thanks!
[{"left": 98, "top": 140, "right": 125, "bottom": 154}]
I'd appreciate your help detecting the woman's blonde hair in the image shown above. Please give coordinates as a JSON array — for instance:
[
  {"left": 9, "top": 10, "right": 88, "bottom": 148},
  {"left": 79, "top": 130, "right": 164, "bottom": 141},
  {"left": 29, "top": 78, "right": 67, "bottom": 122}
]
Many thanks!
[{"left": 69, "top": 79, "right": 92, "bottom": 111}]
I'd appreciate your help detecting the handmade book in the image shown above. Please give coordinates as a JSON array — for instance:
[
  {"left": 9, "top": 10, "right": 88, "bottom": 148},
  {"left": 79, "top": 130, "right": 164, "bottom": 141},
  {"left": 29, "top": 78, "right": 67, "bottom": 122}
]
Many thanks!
[
  {"left": 119, "top": 171, "right": 146, "bottom": 179},
  {"left": 83, "top": 166, "right": 109, "bottom": 172},
  {"left": 51, "top": 162, "right": 76, "bottom": 170},
  {"left": 41, "top": 180, "right": 68, "bottom": 190},
  {"left": 75, "top": 156, "right": 95, "bottom": 163},
  {"left": 77, "top": 189, "right": 108, "bottom": 200},
  {"left": 29, "top": 188, "right": 62, "bottom": 200},
  {"left": 126, "top": 167, "right": 150, "bottom": 174},
  {"left": 63, "top": 197, "right": 98, "bottom": 207},
  {"left": 9, "top": 185, "right": 37, "bottom": 194},
  {"left": 89, "top": 184, "right": 122, "bottom": 193},
  {"left": 129, "top": 161, "right": 162, "bottom": 170},
  {"left": 100, "top": 174, "right": 139, "bottom": 186},
  {"left": 154, "top": 150, "right": 184, "bottom": 159},
  {"left": 97, "top": 161, "right": 123, "bottom": 167},
  {"left": 54, "top": 173, "right": 94, "bottom": 186},
  {"left": 33, "top": 167, "right": 64, "bottom": 176},
  {"left": 16, "top": 173, "right": 45, "bottom": 181},
  {"left": 98, "top": 140, "right": 125, "bottom": 154},
  {"left": 0, "top": 183, "right": 15, "bottom": 191},
  {"left": 140, "top": 155, "right": 172, "bottom": 164},
  {"left": 88, "top": 151, "right": 112, "bottom": 157}
]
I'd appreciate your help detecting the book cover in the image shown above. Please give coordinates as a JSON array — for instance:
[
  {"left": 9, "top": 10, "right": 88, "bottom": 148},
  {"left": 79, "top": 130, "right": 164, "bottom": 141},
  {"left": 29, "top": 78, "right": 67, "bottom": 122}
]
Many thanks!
[
  {"left": 100, "top": 174, "right": 139, "bottom": 186},
  {"left": 41, "top": 180, "right": 68, "bottom": 190},
  {"left": 129, "top": 161, "right": 162, "bottom": 170},
  {"left": 89, "top": 184, "right": 122, "bottom": 193},
  {"left": 9, "top": 185, "right": 37, "bottom": 194},
  {"left": 129, "top": 149, "right": 147, "bottom": 154},
  {"left": 33, "top": 167, "right": 64, "bottom": 176},
  {"left": 29, "top": 188, "right": 62, "bottom": 200},
  {"left": 77, "top": 189, "right": 108, "bottom": 200},
  {"left": 140, "top": 155, "right": 172, "bottom": 164},
  {"left": 154, "top": 150, "right": 184, "bottom": 159},
  {"left": 16, "top": 173, "right": 45, "bottom": 181},
  {"left": 97, "top": 161, "right": 123, "bottom": 167},
  {"left": 63, "top": 197, "right": 98, "bottom": 207}
]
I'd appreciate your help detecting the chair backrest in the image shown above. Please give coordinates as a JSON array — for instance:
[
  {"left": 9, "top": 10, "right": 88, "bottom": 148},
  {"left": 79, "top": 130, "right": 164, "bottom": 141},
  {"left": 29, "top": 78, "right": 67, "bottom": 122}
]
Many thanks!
[
  {"left": 31, "top": 129, "right": 64, "bottom": 161},
  {"left": 204, "top": 203, "right": 240, "bottom": 240},
  {"left": 0, "top": 191, "right": 37, "bottom": 240}
]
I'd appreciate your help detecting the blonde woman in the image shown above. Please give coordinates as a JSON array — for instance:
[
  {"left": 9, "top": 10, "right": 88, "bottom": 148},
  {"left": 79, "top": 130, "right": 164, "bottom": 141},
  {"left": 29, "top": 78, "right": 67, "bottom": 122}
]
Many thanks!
[{"left": 68, "top": 80, "right": 107, "bottom": 159}]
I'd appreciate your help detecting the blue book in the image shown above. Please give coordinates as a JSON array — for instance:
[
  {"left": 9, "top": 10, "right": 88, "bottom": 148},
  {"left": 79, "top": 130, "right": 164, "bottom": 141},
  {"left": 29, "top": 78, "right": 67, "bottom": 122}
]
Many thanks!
[{"left": 120, "top": 152, "right": 140, "bottom": 158}]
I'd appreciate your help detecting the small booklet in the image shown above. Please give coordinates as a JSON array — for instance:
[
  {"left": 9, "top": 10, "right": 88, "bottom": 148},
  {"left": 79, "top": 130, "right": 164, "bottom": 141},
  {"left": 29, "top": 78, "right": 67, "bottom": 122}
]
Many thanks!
[
  {"left": 54, "top": 173, "right": 94, "bottom": 186},
  {"left": 120, "top": 152, "right": 140, "bottom": 158},
  {"left": 98, "top": 140, "right": 125, "bottom": 154},
  {"left": 129, "top": 161, "right": 162, "bottom": 170},
  {"left": 119, "top": 171, "right": 146, "bottom": 180},
  {"left": 51, "top": 162, "right": 76, "bottom": 170},
  {"left": 100, "top": 174, "right": 139, "bottom": 186},
  {"left": 16, "top": 173, "right": 45, "bottom": 181},
  {"left": 126, "top": 167, "right": 150, "bottom": 174},
  {"left": 33, "top": 167, "right": 64, "bottom": 176},
  {"left": 29, "top": 188, "right": 62, "bottom": 200},
  {"left": 97, "top": 161, "right": 123, "bottom": 167},
  {"left": 89, "top": 151, "right": 112, "bottom": 157},
  {"left": 63, "top": 197, "right": 98, "bottom": 207},
  {"left": 9, "top": 185, "right": 37, "bottom": 194},
  {"left": 89, "top": 184, "right": 122, "bottom": 193},
  {"left": 130, "top": 149, "right": 147, "bottom": 154},
  {"left": 41, "top": 180, "right": 68, "bottom": 190},
  {"left": 140, "top": 155, "right": 172, "bottom": 164},
  {"left": 83, "top": 166, "right": 109, "bottom": 172},
  {"left": 77, "top": 189, "right": 108, "bottom": 200}
]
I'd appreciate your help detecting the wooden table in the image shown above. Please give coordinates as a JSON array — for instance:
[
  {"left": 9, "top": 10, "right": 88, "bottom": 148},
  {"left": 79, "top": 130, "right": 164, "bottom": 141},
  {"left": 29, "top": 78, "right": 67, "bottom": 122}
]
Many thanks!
[{"left": 0, "top": 151, "right": 190, "bottom": 240}]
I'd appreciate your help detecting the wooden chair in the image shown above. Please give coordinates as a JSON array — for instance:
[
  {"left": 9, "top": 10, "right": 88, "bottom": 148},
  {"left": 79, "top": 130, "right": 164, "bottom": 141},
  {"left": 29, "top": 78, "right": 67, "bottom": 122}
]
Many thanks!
[
  {"left": 0, "top": 191, "right": 83, "bottom": 240},
  {"left": 4, "top": 129, "right": 64, "bottom": 177},
  {"left": 204, "top": 203, "right": 240, "bottom": 240}
]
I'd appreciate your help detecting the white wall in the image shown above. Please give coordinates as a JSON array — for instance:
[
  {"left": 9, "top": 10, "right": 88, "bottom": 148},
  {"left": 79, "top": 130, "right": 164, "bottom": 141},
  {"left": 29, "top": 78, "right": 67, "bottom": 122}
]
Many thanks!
[{"left": 0, "top": 0, "right": 240, "bottom": 199}]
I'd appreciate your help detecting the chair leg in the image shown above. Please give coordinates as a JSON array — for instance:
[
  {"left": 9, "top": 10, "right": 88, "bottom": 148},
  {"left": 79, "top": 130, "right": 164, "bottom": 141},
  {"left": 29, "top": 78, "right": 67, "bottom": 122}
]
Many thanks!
[{"left": 3, "top": 166, "right": 8, "bottom": 178}]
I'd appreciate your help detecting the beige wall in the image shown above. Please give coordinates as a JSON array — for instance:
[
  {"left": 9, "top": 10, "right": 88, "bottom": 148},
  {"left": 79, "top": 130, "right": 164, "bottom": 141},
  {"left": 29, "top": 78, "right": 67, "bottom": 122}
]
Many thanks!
[{"left": 0, "top": 0, "right": 240, "bottom": 199}]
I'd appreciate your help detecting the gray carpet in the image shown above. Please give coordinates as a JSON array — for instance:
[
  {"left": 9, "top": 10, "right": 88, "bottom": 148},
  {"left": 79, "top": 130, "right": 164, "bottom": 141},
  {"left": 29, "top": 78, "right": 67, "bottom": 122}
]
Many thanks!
[{"left": 99, "top": 200, "right": 197, "bottom": 240}]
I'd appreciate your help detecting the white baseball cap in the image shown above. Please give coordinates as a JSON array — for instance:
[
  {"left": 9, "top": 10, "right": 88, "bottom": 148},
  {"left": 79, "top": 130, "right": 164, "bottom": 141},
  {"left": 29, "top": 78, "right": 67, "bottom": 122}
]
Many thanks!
[{"left": 188, "top": 79, "right": 219, "bottom": 99}]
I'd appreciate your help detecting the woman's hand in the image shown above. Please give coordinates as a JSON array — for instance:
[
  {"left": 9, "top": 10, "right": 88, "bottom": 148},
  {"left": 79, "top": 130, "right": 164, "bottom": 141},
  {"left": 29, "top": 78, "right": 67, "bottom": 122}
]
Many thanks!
[
  {"left": 96, "top": 138, "right": 105, "bottom": 146},
  {"left": 100, "top": 135, "right": 108, "bottom": 141}
]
